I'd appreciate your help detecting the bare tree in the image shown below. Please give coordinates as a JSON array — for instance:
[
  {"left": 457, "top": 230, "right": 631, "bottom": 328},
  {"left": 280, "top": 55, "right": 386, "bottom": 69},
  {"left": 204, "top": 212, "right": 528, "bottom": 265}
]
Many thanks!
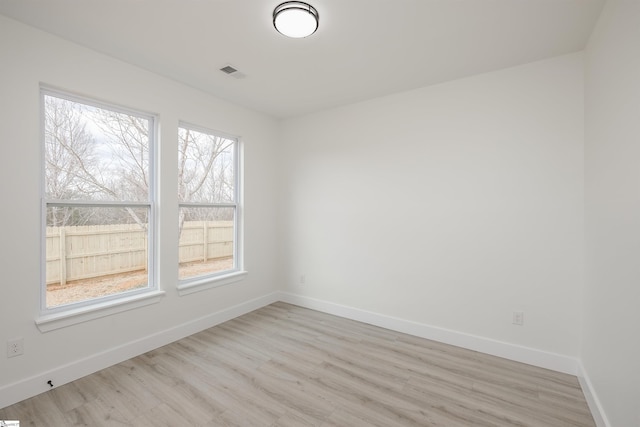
[
  {"left": 178, "top": 127, "right": 235, "bottom": 234},
  {"left": 44, "top": 96, "right": 98, "bottom": 226},
  {"left": 94, "top": 109, "right": 149, "bottom": 202},
  {"left": 44, "top": 95, "right": 150, "bottom": 228},
  {"left": 45, "top": 96, "right": 235, "bottom": 234}
]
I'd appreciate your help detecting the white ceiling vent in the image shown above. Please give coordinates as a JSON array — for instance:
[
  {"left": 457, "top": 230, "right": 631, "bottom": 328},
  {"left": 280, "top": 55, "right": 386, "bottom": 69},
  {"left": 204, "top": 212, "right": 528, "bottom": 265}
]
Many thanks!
[{"left": 220, "top": 65, "right": 246, "bottom": 79}]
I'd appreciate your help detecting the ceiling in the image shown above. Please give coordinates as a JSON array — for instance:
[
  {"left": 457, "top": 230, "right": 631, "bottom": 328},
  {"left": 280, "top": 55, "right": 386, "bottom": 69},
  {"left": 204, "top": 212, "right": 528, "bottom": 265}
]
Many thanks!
[{"left": 0, "top": 0, "right": 604, "bottom": 119}]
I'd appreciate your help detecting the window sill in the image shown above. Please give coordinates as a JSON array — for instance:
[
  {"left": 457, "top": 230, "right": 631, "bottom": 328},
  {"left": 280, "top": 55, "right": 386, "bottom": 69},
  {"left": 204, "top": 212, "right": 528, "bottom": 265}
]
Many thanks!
[
  {"left": 36, "top": 290, "right": 166, "bottom": 333},
  {"left": 177, "top": 270, "right": 248, "bottom": 296}
]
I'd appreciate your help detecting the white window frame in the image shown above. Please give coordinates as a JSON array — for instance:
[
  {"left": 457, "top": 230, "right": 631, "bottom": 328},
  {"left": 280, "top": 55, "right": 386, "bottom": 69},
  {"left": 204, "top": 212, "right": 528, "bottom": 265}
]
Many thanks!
[
  {"left": 37, "top": 88, "right": 163, "bottom": 331},
  {"left": 176, "top": 122, "right": 246, "bottom": 296}
]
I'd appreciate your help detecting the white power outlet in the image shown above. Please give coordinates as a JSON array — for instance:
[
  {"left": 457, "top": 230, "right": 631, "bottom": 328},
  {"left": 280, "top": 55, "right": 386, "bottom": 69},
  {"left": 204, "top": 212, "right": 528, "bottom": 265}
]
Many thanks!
[
  {"left": 7, "top": 338, "right": 24, "bottom": 358},
  {"left": 512, "top": 311, "right": 524, "bottom": 326},
  {"left": 300, "top": 274, "right": 306, "bottom": 284}
]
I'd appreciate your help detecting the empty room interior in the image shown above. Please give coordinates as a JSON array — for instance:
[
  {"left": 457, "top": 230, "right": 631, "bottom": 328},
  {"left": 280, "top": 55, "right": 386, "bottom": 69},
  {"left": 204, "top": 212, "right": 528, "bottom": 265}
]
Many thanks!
[{"left": 0, "top": 0, "right": 638, "bottom": 425}]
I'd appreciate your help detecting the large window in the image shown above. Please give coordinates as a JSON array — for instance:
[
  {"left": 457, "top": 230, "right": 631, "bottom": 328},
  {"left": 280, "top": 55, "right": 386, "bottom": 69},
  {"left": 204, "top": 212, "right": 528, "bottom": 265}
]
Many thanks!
[
  {"left": 42, "top": 90, "right": 155, "bottom": 312},
  {"left": 178, "top": 124, "right": 240, "bottom": 283}
]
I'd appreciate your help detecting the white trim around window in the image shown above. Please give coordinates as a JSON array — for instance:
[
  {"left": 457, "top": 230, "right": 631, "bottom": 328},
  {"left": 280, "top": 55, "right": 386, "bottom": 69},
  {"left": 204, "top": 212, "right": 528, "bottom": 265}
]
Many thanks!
[
  {"left": 176, "top": 122, "right": 246, "bottom": 295},
  {"left": 39, "top": 87, "right": 159, "bottom": 326}
]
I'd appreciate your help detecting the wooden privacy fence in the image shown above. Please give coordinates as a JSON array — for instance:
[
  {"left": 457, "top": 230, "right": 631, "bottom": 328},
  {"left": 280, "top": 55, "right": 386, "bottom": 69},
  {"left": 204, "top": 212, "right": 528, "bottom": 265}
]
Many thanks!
[{"left": 46, "top": 221, "right": 233, "bottom": 285}]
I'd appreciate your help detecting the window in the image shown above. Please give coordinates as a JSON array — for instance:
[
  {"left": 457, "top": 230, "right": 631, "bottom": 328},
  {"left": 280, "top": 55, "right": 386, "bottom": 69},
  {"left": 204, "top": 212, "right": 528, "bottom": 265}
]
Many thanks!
[
  {"left": 178, "top": 124, "right": 241, "bottom": 285},
  {"left": 42, "top": 90, "right": 156, "bottom": 313}
]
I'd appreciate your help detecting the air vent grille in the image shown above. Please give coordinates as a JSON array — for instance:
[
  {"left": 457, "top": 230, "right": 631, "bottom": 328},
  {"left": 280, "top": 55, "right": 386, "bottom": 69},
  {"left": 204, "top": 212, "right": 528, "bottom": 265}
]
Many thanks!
[{"left": 220, "top": 65, "right": 238, "bottom": 74}]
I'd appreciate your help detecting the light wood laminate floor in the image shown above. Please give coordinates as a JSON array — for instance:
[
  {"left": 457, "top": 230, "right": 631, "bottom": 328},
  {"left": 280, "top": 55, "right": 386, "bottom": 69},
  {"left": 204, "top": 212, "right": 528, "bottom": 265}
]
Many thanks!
[{"left": 0, "top": 302, "right": 596, "bottom": 426}]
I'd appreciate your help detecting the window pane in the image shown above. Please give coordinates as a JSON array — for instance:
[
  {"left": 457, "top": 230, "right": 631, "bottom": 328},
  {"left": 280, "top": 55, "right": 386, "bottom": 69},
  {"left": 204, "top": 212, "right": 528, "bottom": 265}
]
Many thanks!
[
  {"left": 44, "top": 94, "right": 150, "bottom": 203},
  {"left": 45, "top": 206, "right": 150, "bottom": 308},
  {"left": 178, "top": 127, "right": 235, "bottom": 203},
  {"left": 179, "top": 207, "right": 235, "bottom": 280}
]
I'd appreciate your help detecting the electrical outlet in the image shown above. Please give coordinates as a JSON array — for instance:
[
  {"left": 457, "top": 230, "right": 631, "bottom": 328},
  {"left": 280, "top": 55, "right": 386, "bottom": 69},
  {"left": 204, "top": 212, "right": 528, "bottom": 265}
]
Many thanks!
[
  {"left": 300, "top": 274, "right": 306, "bottom": 284},
  {"left": 512, "top": 311, "right": 524, "bottom": 326},
  {"left": 7, "top": 338, "right": 24, "bottom": 358}
]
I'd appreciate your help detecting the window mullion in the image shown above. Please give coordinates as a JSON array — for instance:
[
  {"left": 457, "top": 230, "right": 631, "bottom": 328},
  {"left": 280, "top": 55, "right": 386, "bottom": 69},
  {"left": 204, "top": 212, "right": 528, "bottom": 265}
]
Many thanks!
[
  {"left": 178, "top": 202, "right": 236, "bottom": 208},
  {"left": 46, "top": 200, "right": 151, "bottom": 208}
]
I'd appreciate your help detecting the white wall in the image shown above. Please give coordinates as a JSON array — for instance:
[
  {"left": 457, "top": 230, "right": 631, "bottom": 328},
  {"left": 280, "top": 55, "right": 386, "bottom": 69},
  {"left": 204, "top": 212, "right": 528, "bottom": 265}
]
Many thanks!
[
  {"left": 8, "top": 6, "right": 638, "bottom": 423},
  {"left": 280, "top": 53, "right": 585, "bottom": 359},
  {"left": 0, "top": 15, "right": 280, "bottom": 405},
  {"left": 583, "top": 1, "right": 640, "bottom": 425}
]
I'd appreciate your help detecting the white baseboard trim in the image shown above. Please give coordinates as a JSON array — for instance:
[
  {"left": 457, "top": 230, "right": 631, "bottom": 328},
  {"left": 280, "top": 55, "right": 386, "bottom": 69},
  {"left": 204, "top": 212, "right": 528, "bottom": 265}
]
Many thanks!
[
  {"left": 0, "top": 291, "right": 591, "bottom": 415},
  {"left": 278, "top": 292, "right": 579, "bottom": 375},
  {"left": 0, "top": 292, "right": 280, "bottom": 410},
  {"left": 577, "top": 362, "right": 611, "bottom": 427}
]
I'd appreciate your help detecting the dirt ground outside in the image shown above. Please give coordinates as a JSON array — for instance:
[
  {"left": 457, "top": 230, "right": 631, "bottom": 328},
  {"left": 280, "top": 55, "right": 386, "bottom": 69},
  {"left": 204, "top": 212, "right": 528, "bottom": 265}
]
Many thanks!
[{"left": 46, "top": 257, "right": 233, "bottom": 307}]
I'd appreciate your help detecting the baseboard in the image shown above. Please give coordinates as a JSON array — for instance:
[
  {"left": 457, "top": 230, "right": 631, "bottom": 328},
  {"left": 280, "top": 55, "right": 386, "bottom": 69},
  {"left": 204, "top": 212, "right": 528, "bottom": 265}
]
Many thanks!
[
  {"left": 0, "top": 290, "right": 588, "bottom": 413},
  {"left": 0, "top": 292, "right": 280, "bottom": 409},
  {"left": 277, "top": 292, "right": 579, "bottom": 375},
  {"left": 577, "top": 362, "right": 611, "bottom": 427}
]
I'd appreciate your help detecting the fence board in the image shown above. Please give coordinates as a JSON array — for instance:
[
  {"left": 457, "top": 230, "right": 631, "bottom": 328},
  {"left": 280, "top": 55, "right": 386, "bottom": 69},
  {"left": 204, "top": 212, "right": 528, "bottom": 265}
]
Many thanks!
[{"left": 46, "top": 221, "right": 233, "bottom": 285}]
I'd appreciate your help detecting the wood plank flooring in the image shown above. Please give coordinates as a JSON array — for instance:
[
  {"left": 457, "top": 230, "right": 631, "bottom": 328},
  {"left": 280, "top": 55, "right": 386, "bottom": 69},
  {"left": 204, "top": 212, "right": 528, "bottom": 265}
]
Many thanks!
[{"left": 0, "top": 302, "right": 596, "bottom": 426}]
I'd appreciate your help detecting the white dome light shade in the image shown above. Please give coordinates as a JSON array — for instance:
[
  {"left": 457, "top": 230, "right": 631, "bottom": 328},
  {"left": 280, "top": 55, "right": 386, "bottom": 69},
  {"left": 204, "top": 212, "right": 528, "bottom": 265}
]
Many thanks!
[{"left": 273, "top": 2, "right": 319, "bottom": 38}]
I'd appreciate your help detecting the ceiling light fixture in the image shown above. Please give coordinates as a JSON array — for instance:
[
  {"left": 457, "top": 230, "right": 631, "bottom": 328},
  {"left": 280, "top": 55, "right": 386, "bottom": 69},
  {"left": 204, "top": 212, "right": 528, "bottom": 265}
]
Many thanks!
[{"left": 273, "top": 1, "right": 319, "bottom": 38}]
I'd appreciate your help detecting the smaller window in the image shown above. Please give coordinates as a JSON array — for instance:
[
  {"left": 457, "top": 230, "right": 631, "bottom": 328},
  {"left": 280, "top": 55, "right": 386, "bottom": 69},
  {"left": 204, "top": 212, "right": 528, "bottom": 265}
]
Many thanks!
[{"left": 178, "top": 124, "right": 240, "bottom": 283}]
